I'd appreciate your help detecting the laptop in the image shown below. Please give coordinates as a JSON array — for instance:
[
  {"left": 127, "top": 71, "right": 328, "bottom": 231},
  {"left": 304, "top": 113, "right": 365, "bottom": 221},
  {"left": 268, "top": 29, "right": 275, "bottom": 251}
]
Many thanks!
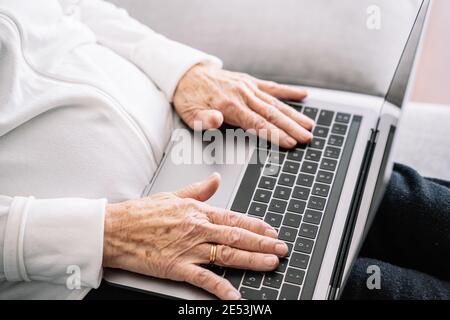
[{"left": 104, "top": 0, "right": 431, "bottom": 300}]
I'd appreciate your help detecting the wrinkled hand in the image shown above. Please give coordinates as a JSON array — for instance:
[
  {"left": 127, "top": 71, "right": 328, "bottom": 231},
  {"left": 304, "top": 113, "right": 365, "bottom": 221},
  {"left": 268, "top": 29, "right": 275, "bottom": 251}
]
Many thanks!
[
  {"left": 173, "top": 63, "right": 315, "bottom": 148},
  {"left": 103, "top": 174, "right": 289, "bottom": 300}
]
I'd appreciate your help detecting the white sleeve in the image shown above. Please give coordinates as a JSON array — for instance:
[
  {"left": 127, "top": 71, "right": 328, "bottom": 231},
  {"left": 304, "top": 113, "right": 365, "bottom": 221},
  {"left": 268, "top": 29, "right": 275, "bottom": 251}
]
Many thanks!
[
  {"left": 59, "top": 0, "right": 222, "bottom": 101},
  {"left": 0, "top": 195, "right": 106, "bottom": 288}
]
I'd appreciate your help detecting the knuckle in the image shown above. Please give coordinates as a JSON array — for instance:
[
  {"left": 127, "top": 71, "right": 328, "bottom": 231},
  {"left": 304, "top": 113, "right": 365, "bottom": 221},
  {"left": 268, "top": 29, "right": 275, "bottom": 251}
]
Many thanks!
[
  {"left": 248, "top": 253, "right": 257, "bottom": 266},
  {"left": 253, "top": 117, "right": 268, "bottom": 131},
  {"left": 257, "top": 238, "right": 267, "bottom": 251},
  {"left": 219, "top": 245, "right": 235, "bottom": 263},
  {"left": 183, "top": 198, "right": 199, "bottom": 209},
  {"left": 227, "top": 227, "right": 242, "bottom": 246},
  {"left": 265, "top": 108, "right": 278, "bottom": 123},
  {"left": 225, "top": 211, "right": 240, "bottom": 227},
  {"left": 266, "top": 81, "right": 277, "bottom": 90},
  {"left": 195, "top": 270, "right": 212, "bottom": 287},
  {"left": 212, "top": 277, "right": 224, "bottom": 292}
]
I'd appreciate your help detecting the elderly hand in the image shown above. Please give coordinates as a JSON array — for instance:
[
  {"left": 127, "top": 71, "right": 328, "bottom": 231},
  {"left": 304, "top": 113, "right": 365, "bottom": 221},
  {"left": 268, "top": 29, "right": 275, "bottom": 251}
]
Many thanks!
[
  {"left": 103, "top": 174, "right": 289, "bottom": 300},
  {"left": 173, "top": 63, "right": 315, "bottom": 149}
]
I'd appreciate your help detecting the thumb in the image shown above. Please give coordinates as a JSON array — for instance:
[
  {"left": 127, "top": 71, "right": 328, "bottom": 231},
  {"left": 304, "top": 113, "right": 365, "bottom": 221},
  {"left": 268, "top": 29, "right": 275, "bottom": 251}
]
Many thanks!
[
  {"left": 192, "top": 109, "right": 224, "bottom": 130},
  {"left": 174, "top": 173, "right": 221, "bottom": 202}
]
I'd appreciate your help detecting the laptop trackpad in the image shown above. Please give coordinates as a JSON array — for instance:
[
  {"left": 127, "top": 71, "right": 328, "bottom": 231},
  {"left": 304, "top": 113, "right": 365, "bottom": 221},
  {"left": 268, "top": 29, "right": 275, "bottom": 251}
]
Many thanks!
[{"left": 147, "top": 129, "right": 256, "bottom": 209}]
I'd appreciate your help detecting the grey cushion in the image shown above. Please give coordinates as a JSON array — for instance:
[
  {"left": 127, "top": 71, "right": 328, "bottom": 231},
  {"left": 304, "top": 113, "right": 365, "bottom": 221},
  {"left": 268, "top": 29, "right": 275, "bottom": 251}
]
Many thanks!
[
  {"left": 111, "top": 0, "right": 421, "bottom": 97},
  {"left": 111, "top": 0, "right": 450, "bottom": 180},
  {"left": 395, "top": 102, "right": 450, "bottom": 181}
]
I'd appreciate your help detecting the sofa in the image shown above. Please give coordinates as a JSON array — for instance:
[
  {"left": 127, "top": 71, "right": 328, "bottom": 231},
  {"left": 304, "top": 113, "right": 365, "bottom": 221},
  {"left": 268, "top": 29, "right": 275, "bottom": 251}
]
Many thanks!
[{"left": 111, "top": 0, "right": 450, "bottom": 180}]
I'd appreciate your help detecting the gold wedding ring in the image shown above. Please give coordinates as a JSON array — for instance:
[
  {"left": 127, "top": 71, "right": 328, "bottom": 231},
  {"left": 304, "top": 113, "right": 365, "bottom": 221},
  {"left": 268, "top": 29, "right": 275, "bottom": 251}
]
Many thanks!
[{"left": 209, "top": 244, "right": 218, "bottom": 265}]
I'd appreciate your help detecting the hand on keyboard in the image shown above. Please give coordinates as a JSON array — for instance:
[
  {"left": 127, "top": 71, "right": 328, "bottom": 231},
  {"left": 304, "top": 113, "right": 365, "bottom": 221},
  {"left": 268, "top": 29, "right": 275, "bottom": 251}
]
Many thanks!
[
  {"left": 103, "top": 173, "right": 289, "bottom": 300},
  {"left": 173, "top": 63, "right": 315, "bottom": 148}
]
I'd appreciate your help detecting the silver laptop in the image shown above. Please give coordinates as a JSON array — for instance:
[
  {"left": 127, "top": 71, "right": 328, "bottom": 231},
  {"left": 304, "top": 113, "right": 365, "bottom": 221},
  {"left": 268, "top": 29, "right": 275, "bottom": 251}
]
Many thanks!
[{"left": 104, "top": 0, "right": 430, "bottom": 300}]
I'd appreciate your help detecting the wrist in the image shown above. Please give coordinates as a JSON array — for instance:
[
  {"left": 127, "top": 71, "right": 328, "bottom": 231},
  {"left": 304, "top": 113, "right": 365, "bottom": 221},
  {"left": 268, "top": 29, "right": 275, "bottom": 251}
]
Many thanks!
[{"left": 102, "top": 203, "right": 116, "bottom": 268}]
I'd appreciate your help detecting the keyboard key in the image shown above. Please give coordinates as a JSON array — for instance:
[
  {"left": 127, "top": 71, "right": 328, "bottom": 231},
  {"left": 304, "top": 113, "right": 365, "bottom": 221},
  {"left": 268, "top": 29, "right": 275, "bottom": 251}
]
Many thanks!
[
  {"left": 264, "top": 212, "right": 283, "bottom": 228},
  {"left": 286, "top": 242, "right": 293, "bottom": 255},
  {"left": 335, "top": 113, "right": 351, "bottom": 124},
  {"left": 328, "top": 135, "right": 344, "bottom": 147},
  {"left": 320, "top": 158, "right": 338, "bottom": 171},
  {"left": 253, "top": 189, "right": 272, "bottom": 203},
  {"left": 243, "top": 271, "right": 263, "bottom": 288},
  {"left": 290, "top": 252, "right": 310, "bottom": 269},
  {"left": 260, "top": 287, "right": 279, "bottom": 300},
  {"left": 298, "top": 223, "right": 319, "bottom": 239},
  {"left": 305, "top": 149, "right": 322, "bottom": 162},
  {"left": 324, "top": 146, "right": 341, "bottom": 159},
  {"left": 285, "top": 101, "right": 303, "bottom": 112},
  {"left": 296, "top": 173, "right": 314, "bottom": 187},
  {"left": 240, "top": 287, "right": 262, "bottom": 300},
  {"left": 263, "top": 272, "right": 284, "bottom": 289},
  {"left": 279, "top": 173, "right": 296, "bottom": 187},
  {"left": 303, "top": 107, "right": 318, "bottom": 121},
  {"left": 277, "top": 258, "right": 289, "bottom": 273},
  {"left": 224, "top": 269, "right": 244, "bottom": 289},
  {"left": 259, "top": 176, "right": 276, "bottom": 190},
  {"left": 287, "top": 199, "right": 306, "bottom": 214},
  {"left": 287, "top": 149, "right": 304, "bottom": 162},
  {"left": 285, "top": 268, "right": 306, "bottom": 285},
  {"left": 309, "top": 138, "right": 326, "bottom": 150},
  {"left": 292, "top": 186, "right": 310, "bottom": 201},
  {"left": 308, "top": 196, "right": 326, "bottom": 211},
  {"left": 301, "top": 161, "right": 318, "bottom": 175},
  {"left": 283, "top": 161, "right": 300, "bottom": 174},
  {"left": 317, "top": 170, "right": 334, "bottom": 184},
  {"left": 313, "top": 126, "right": 329, "bottom": 138},
  {"left": 317, "top": 110, "right": 335, "bottom": 126},
  {"left": 248, "top": 202, "right": 268, "bottom": 217},
  {"left": 269, "top": 199, "right": 287, "bottom": 214},
  {"left": 268, "top": 152, "right": 285, "bottom": 165},
  {"left": 207, "top": 265, "right": 225, "bottom": 276},
  {"left": 263, "top": 164, "right": 281, "bottom": 177},
  {"left": 279, "top": 226, "right": 297, "bottom": 242},
  {"left": 295, "top": 237, "right": 314, "bottom": 254},
  {"left": 303, "top": 210, "right": 323, "bottom": 225},
  {"left": 279, "top": 283, "right": 301, "bottom": 300},
  {"left": 240, "top": 286, "right": 278, "bottom": 300},
  {"left": 273, "top": 186, "right": 291, "bottom": 200},
  {"left": 312, "top": 183, "right": 330, "bottom": 197},
  {"left": 332, "top": 123, "right": 348, "bottom": 135},
  {"left": 283, "top": 213, "right": 302, "bottom": 228}
]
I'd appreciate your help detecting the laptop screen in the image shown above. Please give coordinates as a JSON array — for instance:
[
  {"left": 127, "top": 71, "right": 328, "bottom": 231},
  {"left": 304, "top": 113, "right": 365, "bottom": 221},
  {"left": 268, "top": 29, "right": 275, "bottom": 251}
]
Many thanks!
[{"left": 381, "top": 0, "right": 430, "bottom": 111}]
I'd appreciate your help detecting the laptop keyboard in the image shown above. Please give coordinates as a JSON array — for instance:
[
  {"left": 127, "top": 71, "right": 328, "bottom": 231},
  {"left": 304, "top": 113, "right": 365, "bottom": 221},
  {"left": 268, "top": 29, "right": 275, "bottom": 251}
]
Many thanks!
[{"left": 207, "top": 103, "right": 359, "bottom": 300}]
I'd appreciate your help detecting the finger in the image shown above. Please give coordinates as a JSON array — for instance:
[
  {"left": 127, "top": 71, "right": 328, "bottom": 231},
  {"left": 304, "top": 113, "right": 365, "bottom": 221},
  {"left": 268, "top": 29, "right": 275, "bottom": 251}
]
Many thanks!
[
  {"left": 257, "top": 80, "right": 308, "bottom": 101},
  {"left": 234, "top": 105, "right": 298, "bottom": 148},
  {"left": 205, "top": 225, "right": 289, "bottom": 257},
  {"left": 205, "top": 208, "right": 278, "bottom": 238},
  {"left": 174, "top": 173, "right": 221, "bottom": 201},
  {"left": 196, "top": 244, "right": 279, "bottom": 271},
  {"left": 184, "top": 265, "right": 241, "bottom": 300},
  {"left": 193, "top": 109, "right": 224, "bottom": 130},
  {"left": 243, "top": 88, "right": 313, "bottom": 144},
  {"left": 255, "top": 90, "right": 315, "bottom": 131}
]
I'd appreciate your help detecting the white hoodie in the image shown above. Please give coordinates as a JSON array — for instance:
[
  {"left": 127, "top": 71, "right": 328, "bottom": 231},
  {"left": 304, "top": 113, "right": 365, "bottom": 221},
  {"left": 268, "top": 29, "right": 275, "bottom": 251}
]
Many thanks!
[{"left": 0, "top": 0, "right": 221, "bottom": 299}]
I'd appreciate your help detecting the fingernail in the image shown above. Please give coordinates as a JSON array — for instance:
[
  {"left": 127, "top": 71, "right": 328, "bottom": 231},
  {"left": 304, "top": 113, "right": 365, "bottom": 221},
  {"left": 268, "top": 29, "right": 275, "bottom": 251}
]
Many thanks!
[
  {"left": 264, "top": 255, "right": 278, "bottom": 268},
  {"left": 264, "top": 228, "right": 278, "bottom": 238},
  {"left": 226, "top": 290, "right": 241, "bottom": 300},
  {"left": 275, "top": 243, "right": 289, "bottom": 256}
]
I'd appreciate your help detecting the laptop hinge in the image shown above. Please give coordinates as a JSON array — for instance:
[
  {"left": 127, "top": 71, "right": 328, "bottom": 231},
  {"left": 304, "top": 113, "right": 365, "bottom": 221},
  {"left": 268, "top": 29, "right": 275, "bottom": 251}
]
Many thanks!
[{"left": 327, "top": 128, "right": 379, "bottom": 300}]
